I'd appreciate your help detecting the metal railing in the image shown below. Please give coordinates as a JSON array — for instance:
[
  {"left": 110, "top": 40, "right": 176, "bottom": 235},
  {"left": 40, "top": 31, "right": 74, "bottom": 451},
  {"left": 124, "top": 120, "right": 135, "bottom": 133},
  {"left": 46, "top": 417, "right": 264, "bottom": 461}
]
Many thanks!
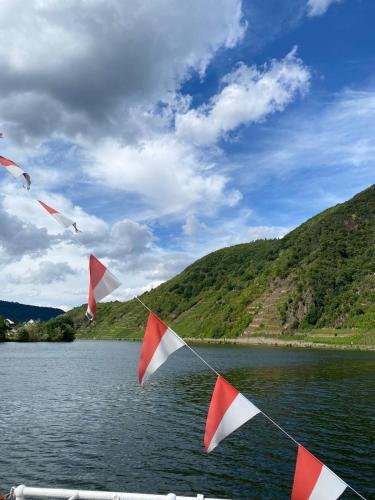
[{"left": 13, "top": 485, "right": 229, "bottom": 500}]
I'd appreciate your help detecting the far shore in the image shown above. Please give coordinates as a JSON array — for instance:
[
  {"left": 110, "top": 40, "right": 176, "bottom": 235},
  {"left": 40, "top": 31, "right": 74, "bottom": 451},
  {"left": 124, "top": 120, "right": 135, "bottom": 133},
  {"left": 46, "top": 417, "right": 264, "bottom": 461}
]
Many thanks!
[
  {"left": 77, "top": 334, "right": 375, "bottom": 351},
  {"left": 183, "top": 336, "right": 375, "bottom": 351}
]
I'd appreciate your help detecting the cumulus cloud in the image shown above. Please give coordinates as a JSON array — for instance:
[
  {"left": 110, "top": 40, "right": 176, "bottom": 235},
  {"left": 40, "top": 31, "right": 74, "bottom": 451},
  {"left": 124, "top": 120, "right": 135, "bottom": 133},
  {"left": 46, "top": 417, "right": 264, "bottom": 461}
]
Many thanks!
[
  {"left": 112, "top": 251, "right": 194, "bottom": 282},
  {"left": 83, "top": 49, "right": 309, "bottom": 218},
  {"left": 182, "top": 215, "right": 208, "bottom": 237},
  {"left": 307, "top": 0, "right": 341, "bottom": 17},
  {"left": 186, "top": 220, "right": 290, "bottom": 254},
  {"left": 107, "top": 219, "right": 154, "bottom": 257},
  {"left": 11, "top": 261, "right": 75, "bottom": 285},
  {"left": 88, "top": 136, "right": 242, "bottom": 217},
  {"left": 78, "top": 218, "right": 155, "bottom": 261},
  {"left": 175, "top": 48, "right": 310, "bottom": 145},
  {"left": 0, "top": 195, "right": 57, "bottom": 262},
  {"left": 177, "top": 205, "right": 290, "bottom": 257},
  {"left": 0, "top": 0, "right": 245, "bottom": 144}
]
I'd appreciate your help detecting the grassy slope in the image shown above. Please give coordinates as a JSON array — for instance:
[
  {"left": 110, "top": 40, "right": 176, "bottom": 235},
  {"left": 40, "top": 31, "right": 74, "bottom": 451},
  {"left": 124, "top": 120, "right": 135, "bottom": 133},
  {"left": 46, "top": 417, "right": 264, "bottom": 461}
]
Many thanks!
[
  {"left": 68, "top": 185, "right": 375, "bottom": 346},
  {"left": 69, "top": 239, "right": 281, "bottom": 339}
]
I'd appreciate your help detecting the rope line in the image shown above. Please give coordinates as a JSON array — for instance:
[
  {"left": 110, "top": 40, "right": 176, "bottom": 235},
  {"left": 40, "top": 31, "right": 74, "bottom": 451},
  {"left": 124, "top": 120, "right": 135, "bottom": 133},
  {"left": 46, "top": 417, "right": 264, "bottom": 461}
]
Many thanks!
[{"left": 136, "top": 297, "right": 368, "bottom": 500}]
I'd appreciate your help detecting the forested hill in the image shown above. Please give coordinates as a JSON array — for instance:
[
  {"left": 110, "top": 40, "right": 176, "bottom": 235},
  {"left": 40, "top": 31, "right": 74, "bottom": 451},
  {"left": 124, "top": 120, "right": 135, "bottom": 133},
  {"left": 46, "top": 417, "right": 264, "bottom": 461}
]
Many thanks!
[
  {"left": 67, "top": 184, "right": 375, "bottom": 341},
  {"left": 0, "top": 300, "right": 63, "bottom": 322}
]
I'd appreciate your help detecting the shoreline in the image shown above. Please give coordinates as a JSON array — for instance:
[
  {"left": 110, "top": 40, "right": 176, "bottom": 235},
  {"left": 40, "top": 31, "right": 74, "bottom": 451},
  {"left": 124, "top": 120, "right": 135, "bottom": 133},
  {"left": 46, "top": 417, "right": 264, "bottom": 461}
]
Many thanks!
[
  {"left": 183, "top": 336, "right": 375, "bottom": 351},
  {"left": 77, "top": 335, "right": 375, "bottom": 351}
]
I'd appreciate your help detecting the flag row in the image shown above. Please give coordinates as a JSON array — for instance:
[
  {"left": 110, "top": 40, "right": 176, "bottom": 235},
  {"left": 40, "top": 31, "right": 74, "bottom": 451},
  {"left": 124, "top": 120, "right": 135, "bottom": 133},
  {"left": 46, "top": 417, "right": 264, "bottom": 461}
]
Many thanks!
[
  {"left": 0, "top": 151, "right": 121, "bottom": 322},
  {"left": 138, "top": 311, "right": 350, "bottom": 500}
]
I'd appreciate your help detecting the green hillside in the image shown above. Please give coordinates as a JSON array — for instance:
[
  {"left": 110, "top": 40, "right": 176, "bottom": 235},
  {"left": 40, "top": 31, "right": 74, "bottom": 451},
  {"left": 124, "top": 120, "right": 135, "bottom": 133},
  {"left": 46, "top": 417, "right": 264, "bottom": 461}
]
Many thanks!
[{"left": 67, "top": 184, "right": 375, "bottom": 346}]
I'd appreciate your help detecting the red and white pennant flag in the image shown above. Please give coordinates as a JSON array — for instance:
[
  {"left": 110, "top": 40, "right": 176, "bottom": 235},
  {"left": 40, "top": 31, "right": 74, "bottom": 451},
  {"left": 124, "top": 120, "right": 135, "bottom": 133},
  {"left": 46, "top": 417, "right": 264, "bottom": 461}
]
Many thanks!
[
  {"left": 291, "top": 445, "right": 347, "bottom": 500},
  {"left": 204, "top": 375, "right": 260, "bottom": 453},
  {"left": 0, "top": 155, "right": 31, "bottom": 189},
  {"left": 138, "top": 312, "right": 185, "bottom": 385},
  {"left": 38, "top": 200, "right": 80, "bottom": 232},
  {"left": 86, "top": 254, "right": 121, "bottom": 321}
]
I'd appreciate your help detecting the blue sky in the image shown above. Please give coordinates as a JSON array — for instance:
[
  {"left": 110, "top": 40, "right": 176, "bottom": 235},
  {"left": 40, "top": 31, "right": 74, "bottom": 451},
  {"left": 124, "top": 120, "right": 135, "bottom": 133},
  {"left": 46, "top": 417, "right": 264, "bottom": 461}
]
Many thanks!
[{"left": 0, "top": 0, "right": 374, "bottom": 309}]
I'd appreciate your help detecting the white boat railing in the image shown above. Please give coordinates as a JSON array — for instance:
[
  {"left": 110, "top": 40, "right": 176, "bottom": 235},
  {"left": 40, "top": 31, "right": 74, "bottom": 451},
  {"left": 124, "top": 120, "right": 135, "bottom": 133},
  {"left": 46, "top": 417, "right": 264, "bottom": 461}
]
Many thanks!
[{"left": 13, "top": 485, "right": 229, "bottom": 500}]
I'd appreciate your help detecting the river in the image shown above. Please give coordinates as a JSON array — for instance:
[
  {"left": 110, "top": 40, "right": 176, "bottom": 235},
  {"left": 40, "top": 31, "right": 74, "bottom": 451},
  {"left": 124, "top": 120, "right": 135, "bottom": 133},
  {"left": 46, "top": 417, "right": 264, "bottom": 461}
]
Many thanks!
[{"left": 0, "top": 341, "right": 373, "bottom": 499}]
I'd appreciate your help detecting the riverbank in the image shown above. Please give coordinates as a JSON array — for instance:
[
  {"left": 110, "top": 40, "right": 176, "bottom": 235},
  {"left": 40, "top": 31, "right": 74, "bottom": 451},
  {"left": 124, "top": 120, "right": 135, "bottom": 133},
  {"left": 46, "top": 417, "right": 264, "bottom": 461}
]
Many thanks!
[
  {"left": 77, "top": 335, "right": 375, "bottom": 351},
  {"left": 184, "top": 335, "right": 375, "bottom": 351},
  {"left": 78, "top": 329, "right": 375, "bottom": 351}
]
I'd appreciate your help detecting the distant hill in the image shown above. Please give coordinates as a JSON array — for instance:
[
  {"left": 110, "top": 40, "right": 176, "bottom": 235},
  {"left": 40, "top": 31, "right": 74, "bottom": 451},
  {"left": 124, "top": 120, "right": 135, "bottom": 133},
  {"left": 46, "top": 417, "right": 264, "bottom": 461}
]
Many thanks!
[
  {"left": 0, "top": 301, "right": 64, "bottom": 323},
  {"left": 66, "top": 184, "right": 375, "bottom": 343}
]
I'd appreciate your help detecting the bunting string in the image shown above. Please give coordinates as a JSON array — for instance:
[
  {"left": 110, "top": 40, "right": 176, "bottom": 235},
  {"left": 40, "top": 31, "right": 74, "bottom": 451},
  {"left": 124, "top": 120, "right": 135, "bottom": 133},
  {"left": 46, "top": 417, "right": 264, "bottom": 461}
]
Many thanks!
[
  {"left": 136, "top": 297, "right": 222, "bottom": 377},
  {"left": 25, "top": 190, "right": 120, "bottom": 321},
  {"left": 0, "top": 138, "right": 369, "bottom": 500},
  {"left": 135, "top": 298, "right": 368, "bottom": 500}
]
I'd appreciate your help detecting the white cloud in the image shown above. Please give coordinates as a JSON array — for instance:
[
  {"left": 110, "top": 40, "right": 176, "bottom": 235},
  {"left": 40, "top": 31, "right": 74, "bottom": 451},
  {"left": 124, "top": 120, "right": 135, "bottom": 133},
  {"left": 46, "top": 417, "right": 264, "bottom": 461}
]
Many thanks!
[
  {"left": 0, "top": 0, "right": 245, "bottom": 145},
  {"left": 182, "top": 215, "right": 208, "bottom": 237},
  {"left": 108, "top": 220, "right": 154, "bottom": 256},
  {"left": 88, "top": 136, "right": 242, "bottom": 218},
  {"left": 0, "top": 195, "right": 58, "bottom": 263},
  {"left": 1, "top": 242, "right": 87, "bottom": 307},
  {"left": 176, "top": 208, "right": 290, "bottom": 263},
  {"left": 113, "top": 250, "right": 194, "bottom": 282},
  {"left": 307, "top": 0, "right": 341, "bottom": 17},
  {"left": 11, "top": 261, "right": 75, "bottom": 285},
  {"left": 85, "top": 49, "right": 310, "bottom": 219},
  {"left": 77, "top": 218, "right": 155, "bottom": 261},
  {"left": 184, "top": 218, "right": 289, "bottom": 255},
  {"left": 175, "top": 48, "right": 310, "bottom": 145},
  {"left": 242, "top": 89, "right": 375, "bottom": 181}
]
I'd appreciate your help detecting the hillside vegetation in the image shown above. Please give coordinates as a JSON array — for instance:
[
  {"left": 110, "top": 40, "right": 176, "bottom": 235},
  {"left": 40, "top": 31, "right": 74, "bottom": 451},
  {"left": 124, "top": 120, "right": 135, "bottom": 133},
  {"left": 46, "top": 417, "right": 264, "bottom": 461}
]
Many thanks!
[
  {"left": 67, "top": 185, "right": 375, "bottom": 345},
  {"left": 14, "top": 316, "right": 75, "bottom": 342}
]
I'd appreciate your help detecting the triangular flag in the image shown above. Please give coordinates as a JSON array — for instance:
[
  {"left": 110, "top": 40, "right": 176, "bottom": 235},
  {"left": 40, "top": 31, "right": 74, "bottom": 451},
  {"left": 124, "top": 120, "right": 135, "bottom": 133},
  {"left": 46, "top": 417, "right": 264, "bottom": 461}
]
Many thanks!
[
  {"left": 138, "top": 312, "right": 185, "bottom": 385},
  {"left": 86, "top": 254, "right": 121, "bottom": 320},
  {"left": 38, "top": 200, "right": 80, "bottom": 232},
  {"left": 204, "top": 375, "right": 260, "bottom": 453},
  {"left": 291, "top": 445, "right": 347, "bottom": 500},
  {"left": 0, "top": 155, "right": 31, "bottom": 189}
]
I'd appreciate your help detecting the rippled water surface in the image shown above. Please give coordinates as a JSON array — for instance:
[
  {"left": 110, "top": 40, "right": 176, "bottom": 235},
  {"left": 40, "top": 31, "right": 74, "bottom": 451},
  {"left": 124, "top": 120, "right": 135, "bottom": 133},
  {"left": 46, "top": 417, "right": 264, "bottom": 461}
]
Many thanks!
[{"left": 0, "top": 341, "right": 373, "bottom": 499}]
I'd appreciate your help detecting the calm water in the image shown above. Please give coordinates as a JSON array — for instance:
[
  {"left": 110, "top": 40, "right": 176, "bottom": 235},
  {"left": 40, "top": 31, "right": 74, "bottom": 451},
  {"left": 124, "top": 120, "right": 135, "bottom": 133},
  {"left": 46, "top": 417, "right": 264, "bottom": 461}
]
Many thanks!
[{"left": 0, "top": 341, "right": 373, "bottom": 499}]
